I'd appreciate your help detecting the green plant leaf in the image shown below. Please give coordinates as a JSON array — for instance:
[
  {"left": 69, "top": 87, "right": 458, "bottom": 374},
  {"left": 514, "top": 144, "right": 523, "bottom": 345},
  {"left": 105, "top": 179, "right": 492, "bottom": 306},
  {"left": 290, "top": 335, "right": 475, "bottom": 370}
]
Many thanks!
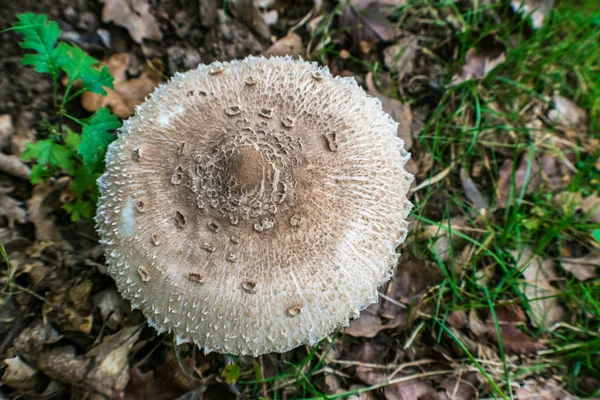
[
  {"left": 77, "top": 108, "right": 120, "bottom": 170},
  {"left": 221, "top": 364, "right": 241, "bottom": 385},
  {"left": 57, "top": 43, "right": 114, "bottom": 95},
  {"left": 65, "top": 129, "right": 82, "bottom": 153},
  {"left": 71, "top": 164, "right": 95, "bottom": 197},
  {"left": 22, "top": 138, "right": 75, "bottom": 183},
  {"left": 13, "top": 13, "right": 66, "bottom": 80},
  {"left": 593, "top": 229, "right": 600, "bottom": 243},
  {"left": 62, "top": 199, "right": 94, "bottom": 221}
]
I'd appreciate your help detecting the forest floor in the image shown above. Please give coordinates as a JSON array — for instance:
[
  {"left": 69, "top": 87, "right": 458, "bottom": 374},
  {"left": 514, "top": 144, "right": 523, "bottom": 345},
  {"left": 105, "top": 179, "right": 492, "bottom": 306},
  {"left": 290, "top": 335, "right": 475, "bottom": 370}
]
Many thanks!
[{"left": 0, "top": 0, "right": 599, "bottom": 399}]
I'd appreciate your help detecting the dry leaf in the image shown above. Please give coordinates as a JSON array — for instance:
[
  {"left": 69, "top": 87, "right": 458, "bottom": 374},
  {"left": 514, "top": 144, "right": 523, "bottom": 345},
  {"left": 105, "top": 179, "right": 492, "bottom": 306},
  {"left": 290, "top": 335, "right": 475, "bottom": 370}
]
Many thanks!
[
  {"left": 440, "top": 376, "right": 478, "bottom": 400},
  {"left": 581, "top": 194, "right": 600, "bottom": 223},
  {"left": 548, "top": 95, "right": 587, "bottom": 127},
  {"left": 27, "top": 177, "right": 71, "bottom": 243},
  {"left": 450, "top": 47, "right": 506, "bottom": 86},
  {"left": 366, "top": 72, "right": 413, "bottom": 150},
  {"left": 228, "top": 0, "right": 271, "bottom": 39},
  {"left": 100, "top": 0, "right": 163, "bottom": 44},
  {"left": 561, "top": 252, "right": 599, "bottom": 281},
  {"left": 346, "top": 309, "right": 383, "bottom": 338},
  {"left": 81, "top": 53, "right": 162, "bottom": 118},
  {"left": 511, "top": 248, "right": 566, "bottom": 328},
  {"left": 338, "top": 1, "right": 400, "bottom": 53},
  {"left": 510, "top": 0, "right": 555, "bottom": 29},
  {"left": 262, "top": 32, "right": 305, "bottom": 57},
  {"left": 85, "top": 326, "right": 144, "bottom": 396},
  {"left": 384, "top": 379, "right": 437, "bottom": 400},
  {"left": 383, "top": 36, "right": 419, "bottom": 84},
  {"left": 496, "top": 153, "right": 568, "bottom": 208},
  {"left": 0, "top": 153, "right": 31, "bottom": 181},
  {"left": 515, "top": 378, "right": 572, "bottom": 400},
  {"left": 460, "top": 169, "right": 488, "bottom": 213},
  {"left": 0, "top": 186, "right": 27, "bottom": 225},
  {"left": 355, "top": 366, "right": 387, "bottom": 385},
  {"left": 2, "top": 356, "right": 41, "bottom": 391},
  {"left": 0, "top": 114, "right": 14, "bottom": 149},
  {"left": 14, "top": 322, "right": 142, "bottom": 397}
]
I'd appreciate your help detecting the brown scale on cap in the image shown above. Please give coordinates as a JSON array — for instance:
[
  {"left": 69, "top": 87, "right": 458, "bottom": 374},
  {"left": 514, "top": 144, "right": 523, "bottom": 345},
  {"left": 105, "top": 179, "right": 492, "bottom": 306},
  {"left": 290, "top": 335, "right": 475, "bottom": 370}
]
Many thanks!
[{"left": 96, "top": 56, "right": 413, "bottom": 356}]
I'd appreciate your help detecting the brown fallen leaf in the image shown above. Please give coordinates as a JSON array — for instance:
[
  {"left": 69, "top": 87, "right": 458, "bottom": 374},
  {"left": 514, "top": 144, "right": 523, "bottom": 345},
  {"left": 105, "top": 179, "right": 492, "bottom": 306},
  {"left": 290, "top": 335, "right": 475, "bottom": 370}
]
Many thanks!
[
  {"left": 496, "top": 153, "right": 569, "bottom": 208},
  {"left": 262, "top": 32, "right": 305, "bottom": 58},
  {"left": 511, "top": 248, "right": 566, "bottom": 328},
  {"left": 548, "top": 95, "right": 587, "bottom": 127},
  {"left": 42, "top": 283, "right": 93, "bottom": 335},
  {"left": 0, "top": 186, "right": 27, "bottom": 225},
  {"left": 460, "top": 169, "right": 489, "bottom": 213},
  {"left": 515, "top": 378, "right": 572, "bottom": 400},
  {"left": 2, "top": 356, "right": 42, "bottom": 391},
  {"left": 581, "top": 194, "right": 600, "bottom": 223},
  {"left": 0, "top": 113, "right": 14, "bottom": 149},
  {"left": 366, "top": 72, "right": 413, "bottom": 150},
  {"left": 14, "top": 322, "right": 142, "bottom": 398},
  {"left": 100, "top": 0, "right": 163, "bottom": 44},
  {"left": 384, "top": 379, "right": 438, "bottom": 400},
  {"left": 26, "top": 177, "right": 71, "bottom": 243},
  {"left": 561, "top": 252, "right": 599, "bottom": 281},
  {"left": 338, "top": 1, "right": 401, "bottom": 54},
  {"left": 81, "top": 53, "right": 162, "bottom": 118},
  {"left": 450, "top": 47, "right": 506, "bottom": 86},
  {"left": 440, "top": 375, "right": 479, "bottom": 400},
  {"left": 458, "top": 306, "right": 545, "bottom": 355},
  {"left": 346, "top": 308, "right": 383, "bottom": 338},
  {"left": 511, "top": 0, "right": 555, "bottom": 29},
  {"left": 228, "top": 0, "right": 271, "bottom": 39},
  {"left": 383, "top": 36, "right": 419, "bottom": 85},
  {"left": 0, "top": 153, "right": 31, "bottom": 181}
]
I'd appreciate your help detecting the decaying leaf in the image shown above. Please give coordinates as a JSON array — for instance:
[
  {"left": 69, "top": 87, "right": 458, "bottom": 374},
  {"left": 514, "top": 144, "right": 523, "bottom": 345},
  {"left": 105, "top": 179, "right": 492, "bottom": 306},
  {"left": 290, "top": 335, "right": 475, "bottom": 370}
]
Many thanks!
[
  {"left": 366, "top": 72, "right": 413, "bottom": 150},
  {"left": 346, "top": 307, "right": 383, "bottom": 338},
  {"left": 450, "top": 47, "right": 506, "bottom": 86},
  {"left": 515, "top": 378, "right": 571, "bottom": 400},
  {"left": 511, "top": 0, "right": 555, "bottom": 29},
  {"left": 2, "top": 356, "right": 41, "bottom": 391},
  {"left": 383, "top": 36, "right": 419, "bottom": 84},
  {"left": 511, "top": 248, "right": 566, "bottom": 328},
  {"left": 100, "top": 0, "right": 163, "bottom": 44},
  {"left": 14, "top": 322, "right": 142, "bottom": 398},
  {"left": 548, "top": 95, "right": 588, "bottom": 127},
  {"left": 460, "top": 169, "right": 489, "bottom": 213},
  {"left": 449, "top": 306, "right": 545, "bottom": 355},
  {"left": 338, "top": 1, "right": 401, "bottom": 53},
  {"left": 440, "top": 375, "right": 479, "bottom": 400},
  {"left": 26, "top": 177, "right": 71, "bottom": 243},
  {"left": 496, "top": 153, "right": 569, "bottom": 208},
  {"left": 228, "top": 0, "right": 271, "bottom": 39},
  {"left": 581, "top": 194, "right": 600, "bottom": 223},
  {"left": 0, "top": 186, "right": 27, "bottom": 225},
  {"left": 81, "top": 53, "right": 162, "bottom": 118},
  {"left": 262, "top": 32, "right": 305, "bottom": 57},
  {"left": 384, "top": 379, "right": 438, "bottom": 400},
  {"left": 561, "top": 252, "right": 599, "bottom": 282},
  {"left": 41, "top": 282, "right": 94, "bottom": 334}
]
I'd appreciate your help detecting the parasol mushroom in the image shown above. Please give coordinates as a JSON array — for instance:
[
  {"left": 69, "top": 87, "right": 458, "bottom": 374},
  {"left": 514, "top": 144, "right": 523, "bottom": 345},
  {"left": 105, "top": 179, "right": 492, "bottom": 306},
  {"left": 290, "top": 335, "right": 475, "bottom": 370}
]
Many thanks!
[{"left": 96, "top": 56, "right": 413, "bottom": 356}]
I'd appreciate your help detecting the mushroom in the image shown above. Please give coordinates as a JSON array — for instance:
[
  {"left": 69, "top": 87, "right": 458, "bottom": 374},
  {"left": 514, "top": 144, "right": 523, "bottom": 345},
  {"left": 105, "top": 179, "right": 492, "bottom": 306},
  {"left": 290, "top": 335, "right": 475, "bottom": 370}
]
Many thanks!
[{"left": 96, "top": 56, "right": 413, "bottom": 356}]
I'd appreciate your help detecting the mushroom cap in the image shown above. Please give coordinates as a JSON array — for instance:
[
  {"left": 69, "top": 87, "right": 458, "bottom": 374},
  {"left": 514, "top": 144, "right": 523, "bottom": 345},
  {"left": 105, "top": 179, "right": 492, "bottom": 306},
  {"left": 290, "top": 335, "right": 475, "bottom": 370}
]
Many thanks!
[{"left": 96, "top": 56, "right": 413, "bottom": 356}]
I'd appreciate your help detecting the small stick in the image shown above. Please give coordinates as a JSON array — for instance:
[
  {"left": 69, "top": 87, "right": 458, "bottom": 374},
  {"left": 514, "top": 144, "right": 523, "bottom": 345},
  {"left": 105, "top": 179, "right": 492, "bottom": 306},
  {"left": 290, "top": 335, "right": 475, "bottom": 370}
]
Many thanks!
[{"left": 258, "top": 354, "right": 268, "bottom": 399}]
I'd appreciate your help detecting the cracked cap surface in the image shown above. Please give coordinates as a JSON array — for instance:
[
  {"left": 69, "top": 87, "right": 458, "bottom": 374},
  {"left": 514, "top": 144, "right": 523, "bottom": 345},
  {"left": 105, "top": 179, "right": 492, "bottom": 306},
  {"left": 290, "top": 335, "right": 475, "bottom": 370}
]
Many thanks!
[{"left": 96, "top": 56, "right": 413, "bottom": 356}]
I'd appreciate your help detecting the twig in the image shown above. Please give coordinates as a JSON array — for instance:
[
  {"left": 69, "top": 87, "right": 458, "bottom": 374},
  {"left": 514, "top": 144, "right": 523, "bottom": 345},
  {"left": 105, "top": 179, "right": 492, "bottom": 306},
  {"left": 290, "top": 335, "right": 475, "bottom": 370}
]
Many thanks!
[{"left": 258, "top": 354, "right": 268, "bottom": 399}]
